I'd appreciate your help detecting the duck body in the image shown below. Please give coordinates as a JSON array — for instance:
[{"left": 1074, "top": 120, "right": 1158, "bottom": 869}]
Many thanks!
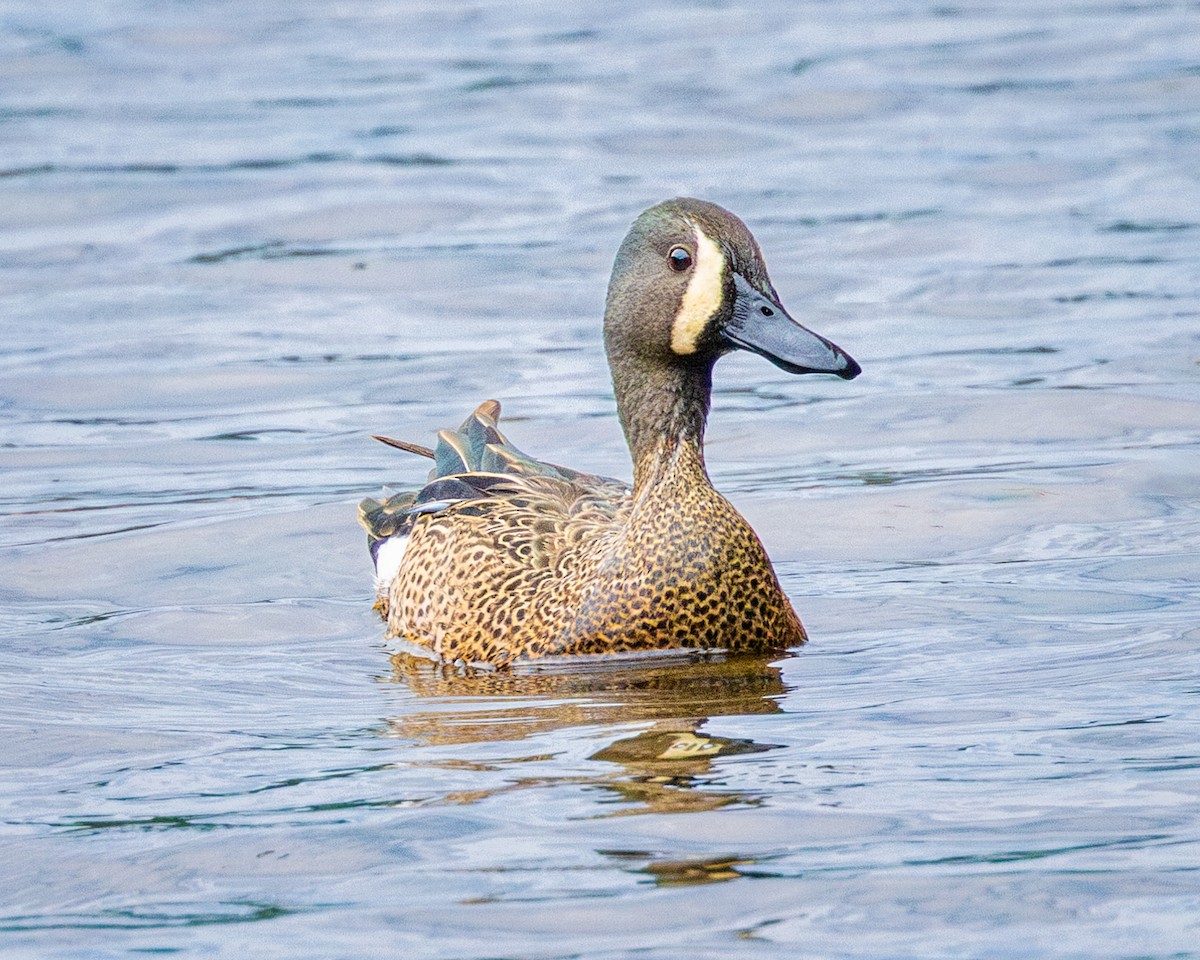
[{"left": 360, "top": 198, "right": 859, "bottom": 667}]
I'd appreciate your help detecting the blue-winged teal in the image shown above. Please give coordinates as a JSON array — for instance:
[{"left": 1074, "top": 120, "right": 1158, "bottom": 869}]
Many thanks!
[{"left": 359, "top": 198, "right": 860, "bottom": 667}]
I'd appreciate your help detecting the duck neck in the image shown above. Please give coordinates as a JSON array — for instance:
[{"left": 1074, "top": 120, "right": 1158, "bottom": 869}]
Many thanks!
[{"left": 611, "top": 357, "right": 714, "bottom": 494}]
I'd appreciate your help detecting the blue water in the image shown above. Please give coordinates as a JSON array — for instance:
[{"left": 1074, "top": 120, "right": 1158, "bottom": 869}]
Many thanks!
[{"left": 2, "top": 1, "right": 1199, "bottom": 957}]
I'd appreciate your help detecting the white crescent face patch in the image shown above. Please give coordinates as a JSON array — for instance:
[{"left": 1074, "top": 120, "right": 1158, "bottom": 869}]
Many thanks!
[{"left": 669, "top": 224, "right": 727, "bottom": 356}]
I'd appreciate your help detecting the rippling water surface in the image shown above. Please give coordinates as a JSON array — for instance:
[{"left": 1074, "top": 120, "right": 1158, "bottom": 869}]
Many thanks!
[{"left": 2, "top": 1, "right": 1199, "bottom": 957}]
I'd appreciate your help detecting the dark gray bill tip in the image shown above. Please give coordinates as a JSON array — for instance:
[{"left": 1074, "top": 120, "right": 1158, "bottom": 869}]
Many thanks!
[{"left": 835, "top": 353, "right": 862, "bottom": 380}]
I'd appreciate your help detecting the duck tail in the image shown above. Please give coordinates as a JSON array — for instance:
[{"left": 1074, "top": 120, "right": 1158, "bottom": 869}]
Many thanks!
[{"left": 371, "top": 435, "right": 434, "bottom": 459}]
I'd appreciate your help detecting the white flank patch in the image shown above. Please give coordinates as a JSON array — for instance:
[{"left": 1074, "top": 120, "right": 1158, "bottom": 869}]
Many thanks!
[
  {"left": 669, "top": 224, "right": 726, "bottom": 355},
  {"left": 373, "top": 535, "right": 409, "bottom": 589}
]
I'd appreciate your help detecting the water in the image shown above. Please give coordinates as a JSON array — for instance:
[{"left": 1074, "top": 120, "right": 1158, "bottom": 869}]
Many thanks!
[{"left": 2, "top": 1, "right": 1199, "bottom": 956}]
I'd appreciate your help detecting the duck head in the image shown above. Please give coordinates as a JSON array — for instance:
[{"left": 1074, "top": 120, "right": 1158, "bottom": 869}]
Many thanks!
[
  {"left": 603, "top": 198, "right": 860, "bottom": 472},
  {"left": 604, "top": 197, "right": 860, "bottom": 381}
]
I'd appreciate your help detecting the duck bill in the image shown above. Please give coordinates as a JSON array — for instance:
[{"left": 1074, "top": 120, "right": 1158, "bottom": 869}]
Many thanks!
[{"left": 722, "top": 274, "right": 861, "bottom": 379}]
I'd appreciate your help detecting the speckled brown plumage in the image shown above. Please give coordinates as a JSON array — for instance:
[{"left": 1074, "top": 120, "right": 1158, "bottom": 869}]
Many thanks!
[{"left": 359, "top": 198, "right": 860, "bottom": 667}]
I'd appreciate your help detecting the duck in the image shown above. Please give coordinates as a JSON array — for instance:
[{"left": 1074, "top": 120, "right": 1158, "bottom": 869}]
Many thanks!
[{"left": 359, "top": 198, "right": 860, "bottom": 668}]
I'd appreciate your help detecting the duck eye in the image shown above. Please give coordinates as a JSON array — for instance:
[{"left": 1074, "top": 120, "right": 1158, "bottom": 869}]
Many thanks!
[{"left": 668, "top": 246, "right": 693, "bottom": 272}]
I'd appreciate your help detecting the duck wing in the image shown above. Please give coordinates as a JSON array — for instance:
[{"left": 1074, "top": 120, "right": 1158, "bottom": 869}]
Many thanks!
[{"left": 358, "top": 400, "right": 628, "bottom": 563}]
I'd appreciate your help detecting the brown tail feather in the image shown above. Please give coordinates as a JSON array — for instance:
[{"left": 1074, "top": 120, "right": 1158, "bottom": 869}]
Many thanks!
[
  {"left": 475, "top": 399, "right": 501, "bottom": 421},
  {"left": 372, "top": 435, "right": 435, "bottom": 459}
]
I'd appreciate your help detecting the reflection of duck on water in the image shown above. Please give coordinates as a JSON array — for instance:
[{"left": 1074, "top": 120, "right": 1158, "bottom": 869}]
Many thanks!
[
  {"left": 384, "top": 650, "right": 787, "bottom": 743},
  {"left": 382, "top": 652, "right": 788, "bottom": 816},
  {"left": 589, "top": 722, "right": 778, "bottom": 816}
]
